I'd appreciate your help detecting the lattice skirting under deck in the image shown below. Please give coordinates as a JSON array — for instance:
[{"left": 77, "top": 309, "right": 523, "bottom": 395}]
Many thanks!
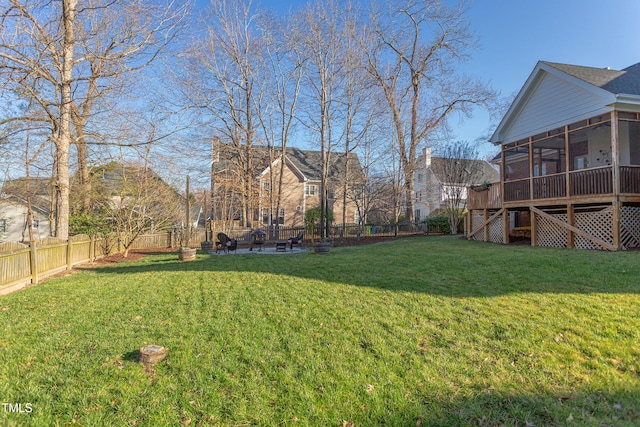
[
  {"left": 620, "top": 206, "right": 640, "bottom": 249},
  {"left": 469, "top": 211, "right": 503, "bottom": 244},
  {"left": 535, "top": 207, "right": 614, "bottom": 250},
  {"left": 469, "top": 212, "right": 486, "bottom": 241},
  {"left": 487, "top": 215, "right": 504, "bottom": 244},
  {"left": 573, "top": 208, "right": 613, "bottom": 250},
  {"left": 536, "top": 213, "right": 568, "bottom": 248}
]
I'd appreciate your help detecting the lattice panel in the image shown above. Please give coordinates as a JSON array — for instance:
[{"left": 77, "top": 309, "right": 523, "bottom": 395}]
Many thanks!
[
  {"left": 620, "top": 206, "right": 640, "bottom": 249},
  {"left": 574, "top": 208, "right": 613, "bottom": 250},
  {"left": 487, "top": 215, "right": 504, "bottom": 244},
  {"left": 470, "top": 212, "right": 485, "bottom": 241},
  {"left": 535, "top": 213, "right": 568, "bottom": 248}
]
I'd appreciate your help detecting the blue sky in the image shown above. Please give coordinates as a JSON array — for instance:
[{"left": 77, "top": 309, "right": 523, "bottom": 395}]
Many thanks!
[
  {"left": 257, "top": 0, "right": 640, "bottom": 156},
  {"left": 459, "top": 0, "right": 640, "bottom": 150}
]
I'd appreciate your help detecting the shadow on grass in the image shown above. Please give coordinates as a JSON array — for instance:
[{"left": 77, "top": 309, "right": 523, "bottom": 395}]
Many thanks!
[
  {"left": 83, "top": 236, "right": 640, "bottom": 296},
  {"left": 372, "top": 389, "right": 640, "bottom": 426}
]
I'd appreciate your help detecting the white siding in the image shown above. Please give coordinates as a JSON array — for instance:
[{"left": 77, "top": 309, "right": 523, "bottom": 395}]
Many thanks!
[
  {"left": 502, "top": 72, "right": 611, "bottom": 143},
  {"left": 0, "top": 200, "right": 51, "bottom": 243}
]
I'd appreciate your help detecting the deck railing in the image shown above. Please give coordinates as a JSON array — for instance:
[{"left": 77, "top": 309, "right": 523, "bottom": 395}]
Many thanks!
[
  {"left": 468, "top": 184, "right": 502, "bottom": 210},
  {"left": 569, "top": 166, "right": 613, "bottom": 196},
  {"left": 533, "top": 173, "right": 566, "bottom": 199},
  {"left": 473, "top": 165, "right": 640, "bottom": 210},
  {"left": 621, "top": 166, "right": 640, "bottom": 193},
  {"left": 504, "top": 179, "right": 530, "bottom": 202}
]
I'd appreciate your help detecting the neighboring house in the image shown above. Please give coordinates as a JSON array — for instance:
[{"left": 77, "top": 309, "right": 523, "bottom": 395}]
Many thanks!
[
  {"left": 467, "top": 60, "right": 640, "bottom": 250},
  {"left": 87, "top": 162, "right": 184, "bottom": 232},
  {"left": 210, "top": 143, "right": 364, "bottom": 228},
  {"left": 414, "top": 147, "right": 498, "bottom": 220},
  {"left": 258, "top": 148, "right": 364, "bottom": 228},
  {"left": 0, "top": 178, "right": 53, "bottom": 243}
]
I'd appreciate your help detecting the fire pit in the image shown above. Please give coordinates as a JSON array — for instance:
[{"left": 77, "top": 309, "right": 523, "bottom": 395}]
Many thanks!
[{"left": 250, "top": 230, "right": 266, "bottom": 251}]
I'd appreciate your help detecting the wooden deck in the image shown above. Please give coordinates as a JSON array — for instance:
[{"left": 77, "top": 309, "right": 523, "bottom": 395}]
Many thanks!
[
  {"left": 466, "top": 165, "right": 640, "bottom": 251},
  {"left": 468, "top": 165, "right": 640, "bottom": 211}
]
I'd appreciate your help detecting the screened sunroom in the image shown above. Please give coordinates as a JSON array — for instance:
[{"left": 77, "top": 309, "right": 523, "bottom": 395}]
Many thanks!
[{"left": 467, "top": 60, "right": 640, "bottom": 250}]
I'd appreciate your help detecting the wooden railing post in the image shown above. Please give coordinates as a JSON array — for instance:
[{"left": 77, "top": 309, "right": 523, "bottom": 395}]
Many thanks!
[
  {"left": 502, "top": 209, "right": 510, "bottom": 244},
  {"left": 30, "top": 240, "right": 38, "bottom": 285},
  {"left": 483, "top": 209, "right": 489, "bottom": 242},
  {"left": 530, "top": 208, "right": 537, "bottom": 247},
  {"left": 567, "top": 204, "right": 574, "bottom": 248},
  {"left": 613, "top": 199, "right": 621, "bottom": 250}
]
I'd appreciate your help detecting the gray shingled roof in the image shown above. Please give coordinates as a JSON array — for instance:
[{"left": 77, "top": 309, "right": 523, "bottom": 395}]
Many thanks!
[
  {"left": 213, "top": 143, "right": 363, "bottom": 182},
  {"left": 283, "top": 147, "right": 362, "bottom": 182},
  {"left": 543, "top": 61, "right": 640, "bottom": 96},
  {"left": 429, "top": 157, "right": 499, "bottom": 185},
  {"left": 1, "top": 177, "right": 53, "bottom": 215}
]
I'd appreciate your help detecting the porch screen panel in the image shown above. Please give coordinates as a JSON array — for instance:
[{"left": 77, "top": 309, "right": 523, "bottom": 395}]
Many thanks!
[
  {"left": 618, "top": 114, "right": 640, "bottom": 193},
  {"left": 568, "top": 117, "right": 611, "bottom": 171},
  {"left": 618, "top": 116, "right": 640, "bottom": 165},
  {"left": 532, "top": 132, "right": 566, "bottom": 199},
  {"left": 532, "top": 132, "right": 565, "bottom": 176},
  {"left": 503, "top": 144, "right": 529, "bottom": 181},
  {"left": 503, "top": 143, "right": 530, "bottom": 202},
  {"left": 569, "top": 128, "right": 589, "bottom": 170}
]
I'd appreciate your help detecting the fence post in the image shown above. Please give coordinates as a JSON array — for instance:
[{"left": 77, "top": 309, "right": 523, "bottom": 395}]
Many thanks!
[
  {"left": 30, "top": 240, "right": 39, "bottom": 285},
  {"left": 67, "top": 238, "right": 73, "bottom": 270},
  {"left": 90, "top": 234, "right": 96, "bottom": 262}
]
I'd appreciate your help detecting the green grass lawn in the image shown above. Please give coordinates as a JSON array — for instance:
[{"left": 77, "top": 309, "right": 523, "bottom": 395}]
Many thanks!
[{"left": 1, "top": 236, "right": 640, "bottom": 426}]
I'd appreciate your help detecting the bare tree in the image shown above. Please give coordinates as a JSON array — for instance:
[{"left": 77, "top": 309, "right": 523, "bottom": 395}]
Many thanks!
[
  {"left": 344, "top": 131, "right": 388, "bottom": 232},
  {"left": 292, "top": 0, "right": 346, "bottom": 239},
  {"left": 336, "top": 5, "right": 378, "bottom": 235},
  {"left": 363, "top": 0, "right": 494, "bottom": 223},
  {"left": 0, "top": 0, "right": 187, "bottom": 240},
  {"left": 180, "top": 0, "right": 263, "bottom": 228},
  {"left": 70, "top": 0, "right": 187, "bottom": 212},
  {"left": 255, "top": 10, "right": 305, "bottom": 231},
  {"left": 429, "top": 140, "right": 486, "bottom": 234},
  {"left": 90, "top": 159, "right": 182, "bottom": 257}
]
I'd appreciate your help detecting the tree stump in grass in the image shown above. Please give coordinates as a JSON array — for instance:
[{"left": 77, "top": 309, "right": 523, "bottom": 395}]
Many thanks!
[{"left": 139, "top": 345, "right": 168, "bottom": 371}]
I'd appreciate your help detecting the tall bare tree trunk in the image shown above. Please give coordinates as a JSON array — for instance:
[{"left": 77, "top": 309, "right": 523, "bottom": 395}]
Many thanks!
[{"left": 55, "top": 0, "right": 77, "bottom": 240}]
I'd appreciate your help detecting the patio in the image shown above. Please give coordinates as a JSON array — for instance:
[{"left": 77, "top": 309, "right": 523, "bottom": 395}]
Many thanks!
[{"left": 208, "top": 245, "right": 308, "bottom": 255}]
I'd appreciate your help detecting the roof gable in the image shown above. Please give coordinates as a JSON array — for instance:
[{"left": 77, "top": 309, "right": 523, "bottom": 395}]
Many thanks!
[
  {"left": 544, "top": 61, "right": 640, "bottom": 95},
  {"left": 491, "top": 61, "right": 621, "bottom": 145},
  {"left": 429, "top": 157, "right": 499, "bottom": 185},
  {"left": 253, "top": 146, "right": 363, "bottom": 182}
]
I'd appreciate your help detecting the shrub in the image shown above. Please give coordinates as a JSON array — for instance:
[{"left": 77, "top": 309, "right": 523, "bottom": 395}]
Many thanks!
[
  {"left": 425, "top": 216, "right": 451, "bottom": 234},
  {"left": 304, "top": 206, "right": 334, "bottom": 233}
]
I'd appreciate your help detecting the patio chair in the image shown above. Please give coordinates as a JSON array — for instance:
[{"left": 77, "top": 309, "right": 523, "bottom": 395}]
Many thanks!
[
  {"left": 288, "top": 231, "right": 304, "bottom": 250},
  {"left": 216, "top": 232, "right": 237, "bottom": 253}
]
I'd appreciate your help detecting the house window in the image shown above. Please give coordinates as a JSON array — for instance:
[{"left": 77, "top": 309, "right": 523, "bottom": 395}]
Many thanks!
[
  {"left": 262, "top": 208, "right": 285, "bottom": 225},
  {"left": 0, "top": 219, "right": 6, "bottom": 233},
  {"left": 305, "top": 184, "right": 316, "bottom": 196},
  {"left": 261, "top": 208, "right": 270, "bottom": 225},
  {"left": 414, "top": 209, "right": 421, "bottom": 221},
  {"left": 32, "top": 219, "right": 39, "bottom": 228},
  {"left": 262, "top": 181, "right": 271, "bottom": 193}
]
